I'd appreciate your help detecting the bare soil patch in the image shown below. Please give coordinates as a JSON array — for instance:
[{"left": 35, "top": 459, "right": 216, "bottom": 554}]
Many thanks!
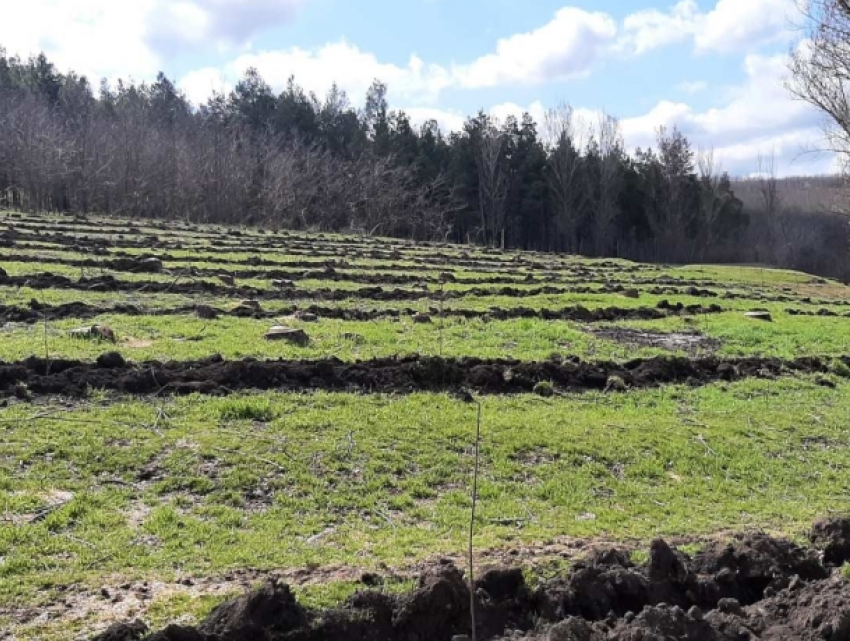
[
  {"left": 85, "top": 516, "right": 850, "bottom": 641},
  {"left": 592, "top": 327, "right": 721, "bottom": 355}
]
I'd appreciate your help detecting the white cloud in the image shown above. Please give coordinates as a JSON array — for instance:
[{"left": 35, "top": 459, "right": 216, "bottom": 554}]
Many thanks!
[
  {"left": 177, "top": 7, "right": 618, "bottom": 106},
  {"left": 621, "top": 100, "right": 695, "bottom": 149},
  {"left": 405, "top": 107, "right": 466, "bottom": 135},
  {"left": 619, "top": 0, "right": 796, "bottom": 56},
  {"left": 179, "top": 67, "right": 232, "bottom": 102},
  {"left": 710, "top": 128, "right": 821, "bottom": 166},
  {"left": 489, "top": 100, "right": 548, "bottom": 126},
  {"left": 620, "top": 0, "right": 698, "bottom": 55},
  {"left": 452, "top": 8, "right": 617, "bottom": 88},
  {"left": 678, "top": 80, "right": 708, "bottom": 94},
  {"left": 176, "top": 7, "right": 619, "bottom": 107},
  {"left": 3, "top": 0, "right": 799, "bottom": 98},
  {"left": 177, "top": 0, "right": 795, "bottom": 106},
  {"left": 146, "top": 0, "right": 304, "bottom": 55},
  {"left": 0, "top": 0, "right": 159, "bottom": 81},
  {"left": 179, "top": 41, "right": 453, "bottom": 107},
  {"left": 0, "top": 0, "right": 305, "bottom": 83},
  {"left": 620, "top": 50, "right": 830, "bottom": 175},
  {"left": 691, "top": 53, "right": 813, "bottom": 137},
  {"left": 695, "top": 0, "right": 795, "bottom": 53}
]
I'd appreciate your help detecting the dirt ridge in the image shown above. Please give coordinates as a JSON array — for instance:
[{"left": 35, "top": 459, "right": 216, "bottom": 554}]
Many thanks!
[
  {"left": 1, "top": 352, "right": 843, "bottom": 399},
  {"left": 7, "top": 270, "right": 837, "bottom": 307},
  {"left": 89, "top": 517, "right": 850, "bottom": 641},
  {"left": 0, "top": 271, "right": 661, "bottom": 302},
  {"left": 1, "top": 252, "right": 667, "bottom": 287},
  {"left": 0, "top": 300, "right": 724, "bottom": 325}
]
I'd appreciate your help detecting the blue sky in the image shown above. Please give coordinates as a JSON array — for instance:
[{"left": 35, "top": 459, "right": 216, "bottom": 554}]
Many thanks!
[{"left": 1, "top": 0, "right": 836, "bottom": 175}]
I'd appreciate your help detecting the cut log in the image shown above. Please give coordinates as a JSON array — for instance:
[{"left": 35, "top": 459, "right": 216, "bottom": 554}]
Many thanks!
[
  {"left": 195, "top": 305, "right": 218, "bottom": 320},
  {"left": 69, "top": 325, "right": 117, "bottom": 343},
  {"left": 135, "top": 257, "right": 163, "bottom": 273},
  {"left": 745, "top": 311, "right": 773, "bottom": 322},
  {"left": 264, "top": 326, "right": 309, "bottom": 346}
]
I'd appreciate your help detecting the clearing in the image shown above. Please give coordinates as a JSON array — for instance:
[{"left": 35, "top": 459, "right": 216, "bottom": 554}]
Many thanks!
[{"left": 2, "top": 212, "right": 850, "bottom": 640}]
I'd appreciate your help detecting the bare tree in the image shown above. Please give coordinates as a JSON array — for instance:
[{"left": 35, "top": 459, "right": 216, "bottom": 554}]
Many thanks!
[
  {"left": 543, "top": 103, "right": 588, "bottom": 252},
  {"left": 789, "top": 0, "right": 850, "bottom": 184},
  {"left": 696, "top": 148, "right": 723, "bottom": 260},
  {"left": 756, "top": 150, "right": 781, "bottom": 217},
  {"left": 753, "top": 149, "right": 792, "bottom": 264},
  {"left": 588, "top": 113, "right": 624, "bottom": 255},
  {"left": 475, "top": 123, "right": 509, "bottom": 247}
]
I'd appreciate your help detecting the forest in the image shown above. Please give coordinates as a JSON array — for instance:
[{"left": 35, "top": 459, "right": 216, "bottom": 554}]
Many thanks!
[{"left": 0, "top": 49, "right": 847, "bottom": 279}]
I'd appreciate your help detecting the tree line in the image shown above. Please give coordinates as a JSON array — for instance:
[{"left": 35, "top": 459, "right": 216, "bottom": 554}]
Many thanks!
[{"left": 0, "top": 49, "right": 847, "bottom": 279}]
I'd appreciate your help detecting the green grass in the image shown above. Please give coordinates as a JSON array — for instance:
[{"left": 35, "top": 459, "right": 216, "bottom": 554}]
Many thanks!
[
  {"left": 2, "top": 259, "right": 551, "bottom": 294},
  {"left": 0, "top": 283, "right": 726, "bottom": 316},
  {"left": 673, "top": 264, "right": 824, "bottom": 286},
  {"left": 4, "top": 210, "right": 850, "bottom": 638},
  {"left": 3, "top": 378, "right": 850, "bottom": 637},
  {"left": 218, "top": 397, "right": 279, "bottom": 422},
  {"left": 0, "top": 285, "right": 215, "bottom": 310},
  {"left": 615, "top": 310, "right": 850, "bottom": 359},
  {"left": 0, "top": 313, "right": 672, "bottom": 362},
  {"left": 3, "top": 246, "right": 543, "bottom": 281},
  {"left": 2, "top": 302, "right": 847, "bottom": 364}
]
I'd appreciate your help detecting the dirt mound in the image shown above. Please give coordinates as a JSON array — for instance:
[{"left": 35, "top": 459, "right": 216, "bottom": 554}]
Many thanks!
[
  {"left": 198, "top": 579, "right": 307, "bottom": 640},
  {"left": 810, "top": 517, "right": 850, "bottom": 567},
  {"left": 690, "top": 533, "right": 827, "bottom": 605},
  {"left": 2, "top": 271, "right": 575, "bottom": 302},
  {"left": 0, "top": 253, "right": 740, "bottom": 292},
  {"left": 0, "top": 300, "right": 725, "bottom": 326},
  {"left": 737, "top": 575, "right": 850, "bottom": 640},
  {"left": 571, "top": 575, "right": 850, "bottom": 640},
  {"left": 91, "top": 620, "right": 149, "bottom": 641},
  {"left": 4, "top": 252, "right": 537, "bottom": 286},
  {"left": 787, "top": 308, "right": 850, "bottom": 318},
  {"left": 0, "top": 270, "right": 733, "bottom": 304},
  {"left": 0, "top": 353, "right": 842, "bottom": 399},
  {"left": 89, "top": 524, "right": 850, "bottom": 641}
]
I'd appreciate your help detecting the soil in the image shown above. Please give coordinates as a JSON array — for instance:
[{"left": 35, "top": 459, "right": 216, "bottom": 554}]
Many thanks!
[
  {"left": 591, "top": 328, "right": 721, "bottom": 355},
  {"left": 0, "top": 270, "right": 589, "bottom": 301},
  {"left": 3, "top": 233, "right": 661, "bottom": 275},
  {"left": 7, "top": 267, "right": 838, "bottom": 309},
  {"left": 4, "top": 227, "right": 547, "bottom": 269},
  {"left": 0, "top": 353, "right": 842, "bottom": 399},
  {"left": 1, "top": 252, "right": 550, "bottom": 286},
  {"left": 0, "top": 300, "right": 725, "bottom": 325},
  {"left": 2, "top": 253, "right": 731, "bottom": 292},
  {"left": 5, "top": 222, "right": 657, "bottom": 282},
  {"left": 0, "top": 270, "right": 724, "bottom": 304},
  {"left": 87, "top": 517, "right": 850, "bottom": 641},
  {"left": 787, "top": 308, "right": 850, "bottom": 318}
]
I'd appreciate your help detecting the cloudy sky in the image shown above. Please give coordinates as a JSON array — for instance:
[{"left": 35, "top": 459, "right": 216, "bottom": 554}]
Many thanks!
[{"left": 0, "top": 0, "right": 837, "bottom": 175}]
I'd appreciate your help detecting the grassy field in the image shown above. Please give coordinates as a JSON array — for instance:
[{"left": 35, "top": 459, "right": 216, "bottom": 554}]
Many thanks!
[{"left": 2, "top": 211, "right": 850, "bottom": 639}]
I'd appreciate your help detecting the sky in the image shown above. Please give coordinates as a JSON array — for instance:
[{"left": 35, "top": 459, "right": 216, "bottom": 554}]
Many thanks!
[{"left": 0, "top": 0, "right": 838, "bottom": 176}]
